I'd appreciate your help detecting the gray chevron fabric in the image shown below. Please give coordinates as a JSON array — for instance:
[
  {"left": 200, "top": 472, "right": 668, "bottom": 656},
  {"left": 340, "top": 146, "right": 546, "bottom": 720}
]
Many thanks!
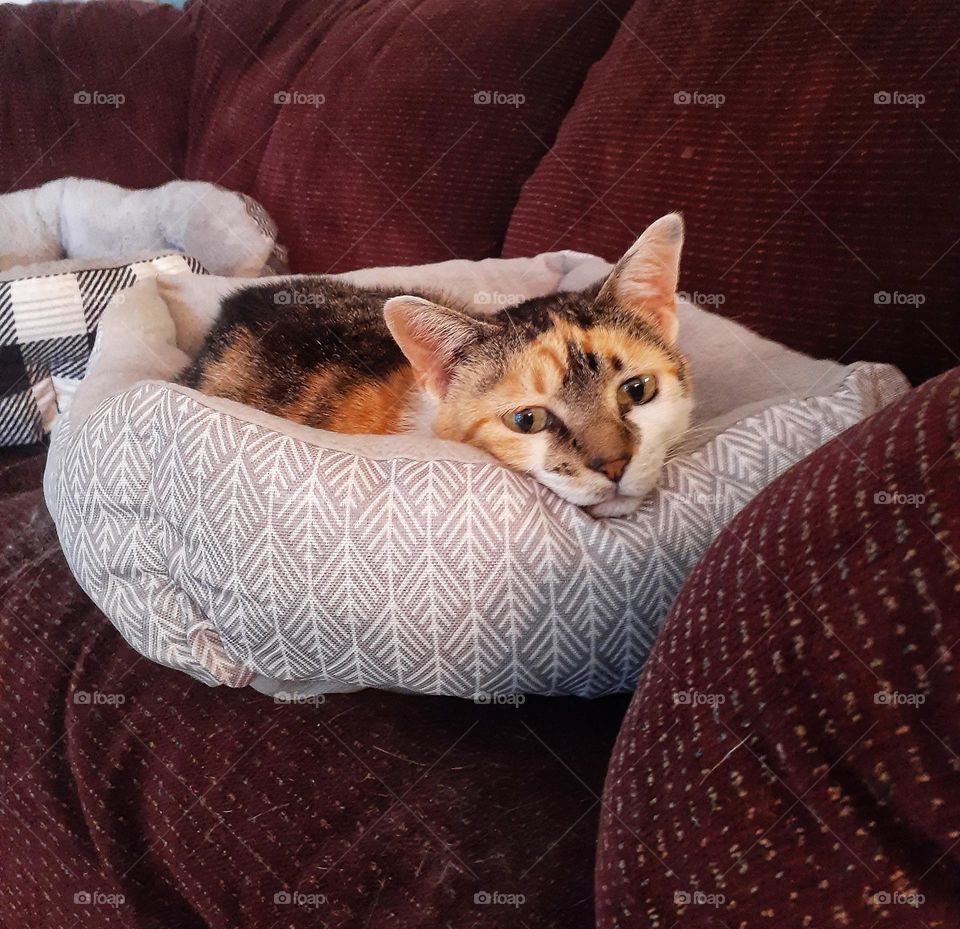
[{"left": 45, "top": 363, "right": 906, "bottom": 698}]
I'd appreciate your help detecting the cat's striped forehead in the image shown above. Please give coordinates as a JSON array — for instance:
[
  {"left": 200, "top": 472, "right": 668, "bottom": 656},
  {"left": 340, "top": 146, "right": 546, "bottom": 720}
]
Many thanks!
[{"left": 488, "top": 309, "right": 687, "bottom": 402}]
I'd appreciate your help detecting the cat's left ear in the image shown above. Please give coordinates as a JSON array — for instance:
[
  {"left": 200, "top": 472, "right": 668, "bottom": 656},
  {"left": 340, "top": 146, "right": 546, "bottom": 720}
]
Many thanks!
[
  {"left": 598, "top": 212, "right": 683, "bottom": 343},
  {"left": 384, "top": 296, "right": 494, "bottom": 397}
]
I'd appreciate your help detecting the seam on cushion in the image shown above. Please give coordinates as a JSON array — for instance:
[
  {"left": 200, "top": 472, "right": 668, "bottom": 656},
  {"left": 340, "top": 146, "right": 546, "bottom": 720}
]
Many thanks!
[{"left": 500, "top": 0, "right": 642, "bottom": 258}]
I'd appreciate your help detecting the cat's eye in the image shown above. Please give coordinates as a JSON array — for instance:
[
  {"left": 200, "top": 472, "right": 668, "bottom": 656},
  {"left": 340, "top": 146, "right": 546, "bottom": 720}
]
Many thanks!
[
  {"left": 502, "top": 407, "right": 553, "bottom": 434},
  {"left": 617, "top": 374, "right": 658, "bottom": 409}
]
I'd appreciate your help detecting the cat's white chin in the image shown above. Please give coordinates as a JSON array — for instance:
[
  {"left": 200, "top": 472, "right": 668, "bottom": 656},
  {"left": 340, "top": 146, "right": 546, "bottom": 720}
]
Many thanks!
[
  {"left": 532, "top": 465, "right": 659, "bottom": 516},
  {"left": 586, "top": 495, "right": 644, "bottom": 518}
]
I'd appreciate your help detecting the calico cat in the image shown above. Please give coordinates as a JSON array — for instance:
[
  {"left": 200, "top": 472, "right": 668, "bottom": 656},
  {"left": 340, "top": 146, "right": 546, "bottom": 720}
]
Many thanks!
[{"left": 178, "top": 213, "right": 692, "bottom": 517}]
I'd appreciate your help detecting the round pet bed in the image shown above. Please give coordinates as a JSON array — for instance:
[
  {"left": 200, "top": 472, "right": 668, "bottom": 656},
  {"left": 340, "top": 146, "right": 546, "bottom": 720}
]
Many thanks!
[{"left": 42, "top": 251, "right": 908, "bottom": 698}]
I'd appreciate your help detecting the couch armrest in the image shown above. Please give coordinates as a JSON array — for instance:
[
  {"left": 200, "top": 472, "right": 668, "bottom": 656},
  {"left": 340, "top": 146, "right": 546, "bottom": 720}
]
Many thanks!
[{"left": 597, "top": 367, "right": 960, "bottom": 927}]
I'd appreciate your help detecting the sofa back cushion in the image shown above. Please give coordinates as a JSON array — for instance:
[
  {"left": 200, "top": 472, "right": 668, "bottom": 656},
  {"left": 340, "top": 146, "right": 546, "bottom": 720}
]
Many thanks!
[
  {"left": 504, "top": 0, "right": 960, "bottom": 383},
  {"left": 2, "top": 0, "right": 956, "bottom": 379},
  {"left": 183, "top": 0, "right": 631, "bottom": 272},
  {"left": 0, "top": 2, "right": 194, "bottom": 190}
]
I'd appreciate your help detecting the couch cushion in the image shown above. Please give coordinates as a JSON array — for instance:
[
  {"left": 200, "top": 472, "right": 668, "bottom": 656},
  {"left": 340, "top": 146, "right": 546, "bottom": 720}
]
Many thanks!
[
  {"left": 503, "top": 0, "right": 960, "bottom": 384},
  {"left": 0, "top": 2, "right": 194, "bottom": 190},
  {"left": 0, "top": 444, "right": 627, "bottom": 929},
  {"left": 596, "top": 367, "right": 960, "bottom": 928},
  {"left": 184, "top": 0, "right": 630, "bottom": 272}
]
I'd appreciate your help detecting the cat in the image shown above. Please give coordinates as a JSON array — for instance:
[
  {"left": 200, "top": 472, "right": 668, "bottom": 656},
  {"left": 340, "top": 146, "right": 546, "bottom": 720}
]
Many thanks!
[{"left": 178, "top": 213, "right": 692, "bottom": 517}]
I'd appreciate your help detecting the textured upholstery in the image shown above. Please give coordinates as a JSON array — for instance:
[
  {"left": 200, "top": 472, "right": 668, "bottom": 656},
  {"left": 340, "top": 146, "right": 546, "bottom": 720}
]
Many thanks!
[
  {"left": 597, "top": 367, "right": 960, "bottom": 928},
  {"left": 0, "top": 2, "right": 193, "bottom": 189},
  {"left": 183, "top": 0, "right": 631, "bottom": 272}
]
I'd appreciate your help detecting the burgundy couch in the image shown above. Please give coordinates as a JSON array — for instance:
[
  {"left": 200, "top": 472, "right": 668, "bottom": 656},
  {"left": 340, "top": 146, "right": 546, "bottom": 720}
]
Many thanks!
[{"left": 0, "top": 1, "right": 958, "bottom": 927}]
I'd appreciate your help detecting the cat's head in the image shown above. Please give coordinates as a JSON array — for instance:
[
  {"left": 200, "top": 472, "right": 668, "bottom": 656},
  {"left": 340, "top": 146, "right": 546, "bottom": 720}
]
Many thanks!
[{"left": 384, "top": 213, "right": 692, "bottom": 517}]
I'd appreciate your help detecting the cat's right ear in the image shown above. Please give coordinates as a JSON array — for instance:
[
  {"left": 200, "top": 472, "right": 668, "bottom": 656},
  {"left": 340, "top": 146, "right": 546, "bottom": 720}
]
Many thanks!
[
  {"left": 384, "top": 297, "right": 492, "bottom": 397},
  {"left": 598, "top": 212, "right": 684, "bottom": 343}
]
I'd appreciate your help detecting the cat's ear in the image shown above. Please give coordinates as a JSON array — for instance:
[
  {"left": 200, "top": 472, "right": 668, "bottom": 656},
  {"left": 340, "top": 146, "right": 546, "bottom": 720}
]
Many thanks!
[
  {"left": 598, "top": 212, "right": 683, "bottom": 343},
  {"left": 384, "top": 296, "right": 492, "bottom": 396}
]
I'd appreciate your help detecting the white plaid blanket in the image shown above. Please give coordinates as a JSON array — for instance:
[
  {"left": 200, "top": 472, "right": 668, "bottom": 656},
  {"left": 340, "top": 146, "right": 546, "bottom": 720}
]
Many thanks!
[{"left": 0, "top": 254, "right": 204, "bottom": 445}]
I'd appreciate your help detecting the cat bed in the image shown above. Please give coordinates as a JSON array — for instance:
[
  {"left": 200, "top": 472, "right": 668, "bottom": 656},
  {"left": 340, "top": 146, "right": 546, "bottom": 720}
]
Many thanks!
[{"left": 43, "top": 252, "right": 908, "bottom": 698}]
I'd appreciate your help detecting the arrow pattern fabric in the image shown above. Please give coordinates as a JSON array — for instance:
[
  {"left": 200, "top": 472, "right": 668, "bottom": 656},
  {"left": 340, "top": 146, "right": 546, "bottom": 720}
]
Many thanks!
[{"left": 45, "top": 363, "right": 907, "bottom": 698}]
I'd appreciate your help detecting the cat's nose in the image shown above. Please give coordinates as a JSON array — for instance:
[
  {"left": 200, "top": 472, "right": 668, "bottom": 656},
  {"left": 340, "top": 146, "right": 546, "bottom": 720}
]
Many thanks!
[{"left": 589, "top": 456, "right": 630, "bottom": 483}]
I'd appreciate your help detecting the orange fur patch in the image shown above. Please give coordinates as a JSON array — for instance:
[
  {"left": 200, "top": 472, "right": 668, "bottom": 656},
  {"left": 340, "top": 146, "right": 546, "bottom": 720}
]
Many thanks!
[
  {"left": 505, "top": 319, "right": 677, "bottom": 407},
  {"left": 195, "top": 329, "right": 266, "bottom": 405},
  {"left": 584, "top": 326, "right": 677, "bottom": 378},
  {"left": 278, "top": 367, "right": 345, "bottom": 426},
  {"left": 324, "top": 366, "right": 417, "bottom": 434}
]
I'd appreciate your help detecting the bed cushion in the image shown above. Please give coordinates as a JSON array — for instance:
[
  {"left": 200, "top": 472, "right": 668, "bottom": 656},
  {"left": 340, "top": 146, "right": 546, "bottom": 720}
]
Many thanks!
[
  {"left": 595, "top": 367, "right": 960, "bottom": 927},
  {"left": 43, "top": 253, "right": 908, "bottom": 697}
]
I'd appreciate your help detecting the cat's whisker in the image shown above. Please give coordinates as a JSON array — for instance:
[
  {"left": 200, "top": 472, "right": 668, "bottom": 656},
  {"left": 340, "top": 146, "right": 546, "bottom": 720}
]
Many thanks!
[{"left": 663, "top": 424, "right": 717, "bottom": 461}]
